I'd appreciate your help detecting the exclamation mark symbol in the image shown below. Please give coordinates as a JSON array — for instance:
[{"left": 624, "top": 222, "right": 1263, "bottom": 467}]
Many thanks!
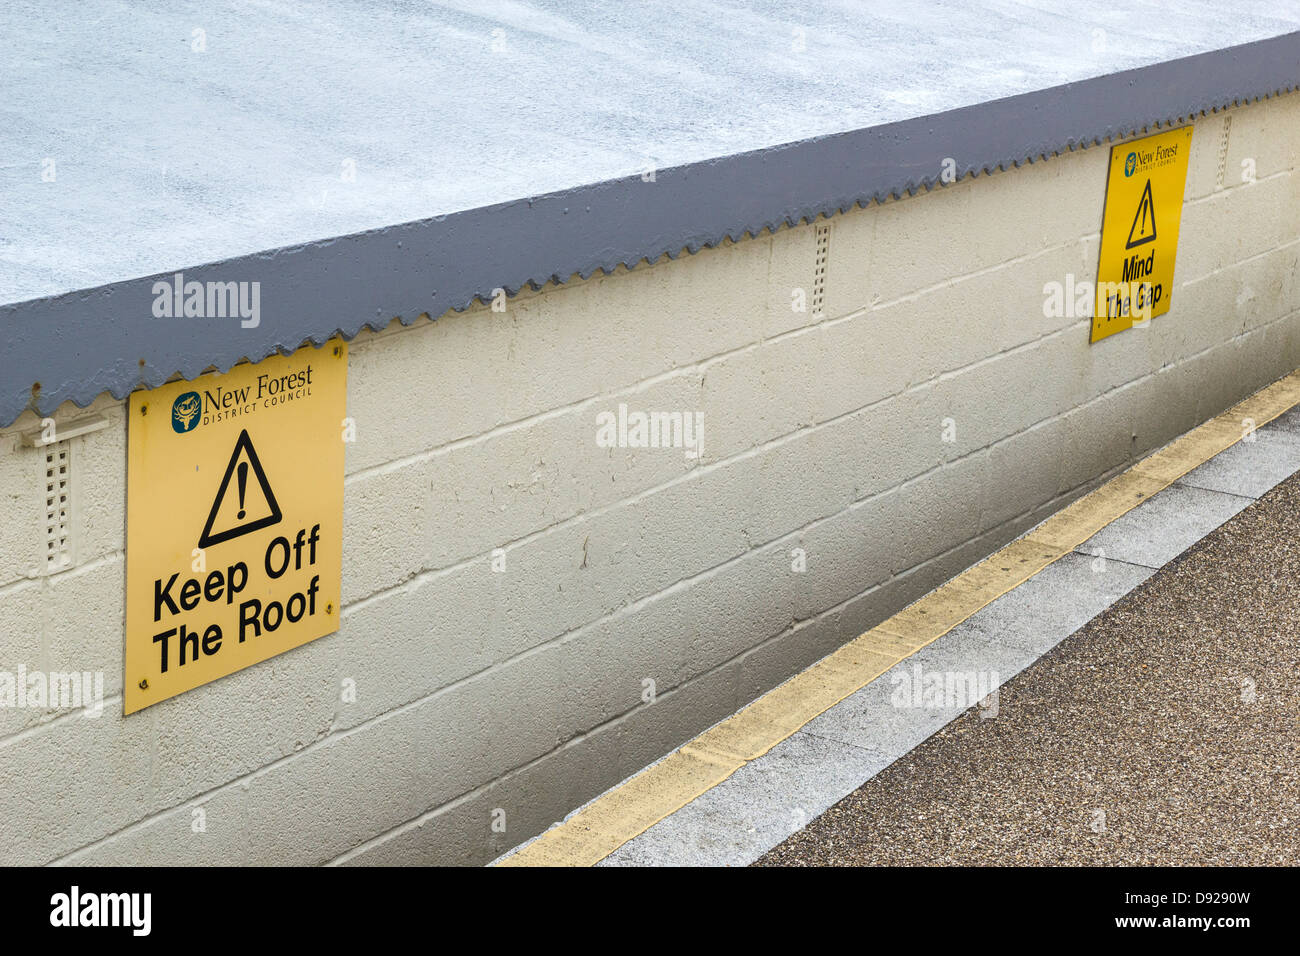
[{"left": 236, "top": 461, "right": 248, "bottom": 519}]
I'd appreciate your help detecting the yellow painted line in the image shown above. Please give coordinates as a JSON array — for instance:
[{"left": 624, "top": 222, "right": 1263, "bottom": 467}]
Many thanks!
[
  {"left": 498, "top": 745, "right": 742, "bottom": 867},
  {"left": 1026, "top": 470, "right": 1166, "bottom": 552},
  {"left": 498, "top": 369, "right": 1300, "bottom": 867},
  {"left": 692, "top": 642, "right": 903, "bottom": 761}
]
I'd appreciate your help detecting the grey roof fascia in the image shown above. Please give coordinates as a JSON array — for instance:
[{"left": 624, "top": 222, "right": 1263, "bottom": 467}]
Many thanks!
[{"left": 2, "top": 30, "right": 1298, "bottom": 428}]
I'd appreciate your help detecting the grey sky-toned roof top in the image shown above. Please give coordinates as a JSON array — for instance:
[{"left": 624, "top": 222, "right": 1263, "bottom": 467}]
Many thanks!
[{"left": 3, "top": 0, "right": 1300, "bottom": 426}]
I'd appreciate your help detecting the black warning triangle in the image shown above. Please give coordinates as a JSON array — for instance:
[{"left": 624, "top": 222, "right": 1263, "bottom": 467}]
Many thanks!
[
  {"left": 198, "top": 429, "right": 282, "bottom": 548},
  {"left": 1125, "top": 179, "right": 1157, "bottom": 249}
]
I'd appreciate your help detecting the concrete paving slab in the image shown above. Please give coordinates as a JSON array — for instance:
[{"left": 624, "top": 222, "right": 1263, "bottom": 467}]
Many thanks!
[
  {"left": 952, "top": 553, "right": 1155, "bottom": 657},
  {"left": 1077, "top": 483, "right": 1252, "bottom": 569},
  {"left": 800, "top": 630, "right": 1036, "bottom": 755},
  {"left": 1177, "top": 426, "right": 1300, "bottom": 498},
  {"left": 600, "top": 730, "right": 886, "bottom": 867}
]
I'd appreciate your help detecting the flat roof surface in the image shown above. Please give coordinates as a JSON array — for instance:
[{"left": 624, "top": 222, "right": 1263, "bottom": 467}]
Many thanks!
[
  {"left": 2, "top": 1, "right": 1299, "bottom": 426},
  {"left": 4, "top": 0, "right": 1299, "bottom": 304}
]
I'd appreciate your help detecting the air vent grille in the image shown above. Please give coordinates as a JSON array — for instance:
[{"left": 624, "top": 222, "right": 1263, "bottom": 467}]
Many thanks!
[
  {"left": 812, "top": 221, "right": 831, "bottom": 317},
  {"left": 45, "top": 443, "right": 71, "bottom": 572}
]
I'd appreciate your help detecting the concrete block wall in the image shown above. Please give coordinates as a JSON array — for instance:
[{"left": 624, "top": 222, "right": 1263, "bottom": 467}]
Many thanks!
[{"left": 0, "top": 92, "right": 1297, "bottom": 865}]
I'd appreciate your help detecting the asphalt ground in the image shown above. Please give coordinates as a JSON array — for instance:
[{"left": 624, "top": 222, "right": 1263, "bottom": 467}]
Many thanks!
[{"left": 757, "top": 470, "right": 1300, "bottom": 866}]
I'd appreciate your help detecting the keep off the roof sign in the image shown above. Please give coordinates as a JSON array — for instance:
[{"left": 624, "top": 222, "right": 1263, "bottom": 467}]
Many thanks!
[
  {"left": 124, "top": 342, "right": 347, "bottom": 714},
  {"left": 1092, "top": 126, "right": 1194, "bottom": 342}
]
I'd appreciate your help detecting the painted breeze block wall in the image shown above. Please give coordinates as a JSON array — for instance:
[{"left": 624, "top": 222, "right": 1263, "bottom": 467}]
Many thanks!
[{"left": 0, "top": 93, "right": 1297, "bottom": 865}]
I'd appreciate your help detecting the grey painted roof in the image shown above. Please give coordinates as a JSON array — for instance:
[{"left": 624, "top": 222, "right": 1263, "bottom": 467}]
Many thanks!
[{"left": 2, "top": 0, "right": 1300, "bottom": 426}]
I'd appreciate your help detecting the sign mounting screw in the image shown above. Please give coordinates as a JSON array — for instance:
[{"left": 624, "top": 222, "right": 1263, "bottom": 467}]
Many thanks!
[{"left": 138, "top": 678, "right": 149, "bottom": 690}]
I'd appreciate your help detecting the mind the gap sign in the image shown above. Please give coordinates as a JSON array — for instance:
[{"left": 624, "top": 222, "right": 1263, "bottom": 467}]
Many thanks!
[
  {"left": 123, "top": 341, "right": 347, "bottom": 714},
  {"left": 1092, "top": 126, "right": 1193, "bottom": 343}
]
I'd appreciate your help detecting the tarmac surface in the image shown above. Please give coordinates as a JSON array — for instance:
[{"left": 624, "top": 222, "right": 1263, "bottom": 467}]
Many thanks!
[{"left": 757, "top": 470, "right": 1300, "bottom": 866}]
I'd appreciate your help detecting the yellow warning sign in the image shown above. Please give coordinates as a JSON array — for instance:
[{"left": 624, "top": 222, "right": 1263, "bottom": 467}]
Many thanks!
[
  {"left": 124, "top": 342, "right": 347, "bottom": 713},
  {"left": 1092, "top": 125, "right": 1193, "bottom": 343}
]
